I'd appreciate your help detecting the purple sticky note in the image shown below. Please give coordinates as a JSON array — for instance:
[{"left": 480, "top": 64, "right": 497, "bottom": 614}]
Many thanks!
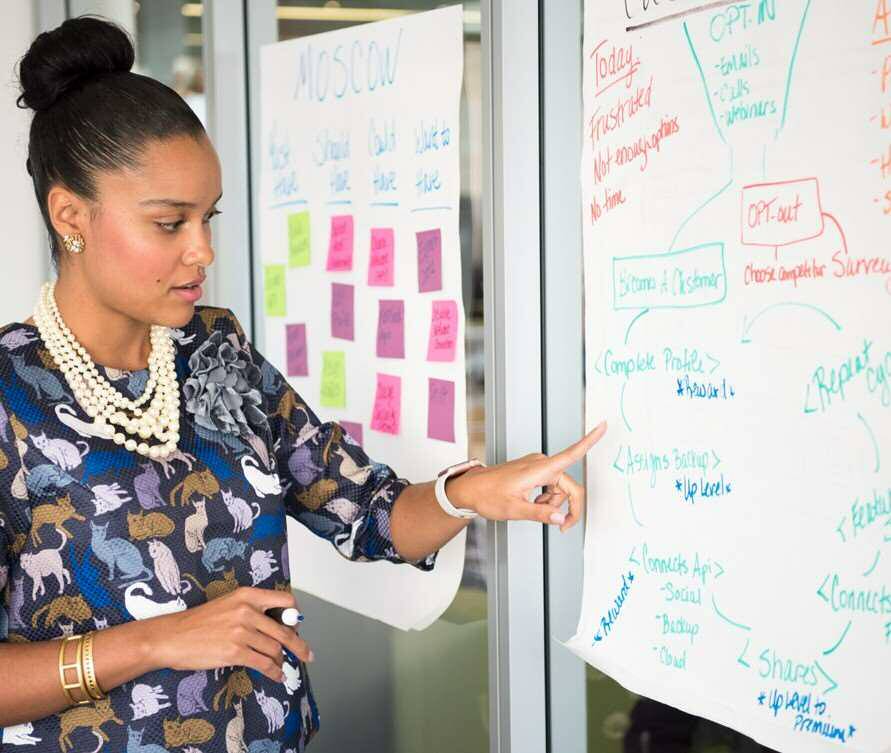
[
  {"left": 371, "top": 373, "right": 401, "bottom": 435},
  {"left": 331, "top": 283, "right": 354, "bottom": 340},
  {"left": 285, "top": 323, "right": 308, "bottom": 376},
  {"left": 340, "top": 421, "right": 364, "bottom": 447},
  {"left": 416, "top": 228, "right": 443, "bottom": 293},
  {"left": 376, "top": 300, "right": 405, "bottom": 359},
  {"left": 427, "top": 378, "right": 456, "bottom": 443},
  {"left": 326, "top": 215, "right": 354, "bottom": 271},
  {"left": 368, "top": 228, "right": 395, "bottom": 286},
  {"left": 426, "top": 300, "right": 459, "bottom": 362}
]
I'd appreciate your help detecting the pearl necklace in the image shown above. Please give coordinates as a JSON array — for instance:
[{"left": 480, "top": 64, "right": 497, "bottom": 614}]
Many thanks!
[{"left": 33, "top": 282, "right": 180, "bottom": 459}]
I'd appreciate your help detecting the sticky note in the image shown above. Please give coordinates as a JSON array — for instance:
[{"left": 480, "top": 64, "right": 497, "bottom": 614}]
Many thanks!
[
  {"left": 368, "top": 228, "right": 395, "bottom": 286},
  {"left": 330, "top": 283, "right": 354, "bottom": 341},
  {"left": 427, "top": 378, "right": 456, "bottom": 443},
  {"left": 264, "top": 264, "right": 286, "bottom": 317},
  {"left": 340, "top": 421, "right": 364, "bottom": 447},
  {"left": 285, "top": 323, "right": 308, "bottom": 376},
  {"left": 370, "top": 373, "right": 401, "bottom": 435},
  {"left": 376, "top": 300, "right": 405, "bottom": 359},
  {"left": 288, "top": 211, "right": 311, "bottom": 267},
  {"left": 326, "top": 215, "right": 354, "bottom": 272},
  {"left": 416, "top": 228, "right": 443, "bottom": 292},
  {"left": 427, "top": 300, "right": 459, "bottom": 362},
  {"left": 320, "top": 351, "right": 346, "bottom": 408}
]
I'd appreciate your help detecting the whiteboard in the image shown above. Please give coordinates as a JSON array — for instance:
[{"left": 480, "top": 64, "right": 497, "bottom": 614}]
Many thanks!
[
  {"left": 258, "top": 6, "right": 468, "bottom": 631},
  {"left": 568, "top": 2, "right": 890, "bottom": 752}
]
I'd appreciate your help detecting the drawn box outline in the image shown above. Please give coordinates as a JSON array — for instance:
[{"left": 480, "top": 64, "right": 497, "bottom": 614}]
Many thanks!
[
  {"left": 611, "top": 242, "right": 727, "bottom": 311},
  {"left": 739, "top": 177, "right": 825, "bottom": 248}
]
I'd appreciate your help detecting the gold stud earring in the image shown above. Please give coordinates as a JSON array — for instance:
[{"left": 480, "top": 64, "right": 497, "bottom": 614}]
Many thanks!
[{"left": 62, "top": 234, "right": 85, "bottom": 254}]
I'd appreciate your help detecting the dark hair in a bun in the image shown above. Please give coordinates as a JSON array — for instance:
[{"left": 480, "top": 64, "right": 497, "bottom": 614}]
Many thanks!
[{"left": 17, "top": 15, "right": 206, "bottom": 264}]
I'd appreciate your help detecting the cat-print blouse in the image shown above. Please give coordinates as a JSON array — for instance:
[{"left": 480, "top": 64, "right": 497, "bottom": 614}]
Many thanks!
[{"left": 0, "top": 306, "right": 434, "bottom": 753}]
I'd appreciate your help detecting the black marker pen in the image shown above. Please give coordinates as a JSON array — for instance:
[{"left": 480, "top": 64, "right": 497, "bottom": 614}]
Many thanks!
[{"left": 265, "top": 607, "right": 304, "bottom": 627}]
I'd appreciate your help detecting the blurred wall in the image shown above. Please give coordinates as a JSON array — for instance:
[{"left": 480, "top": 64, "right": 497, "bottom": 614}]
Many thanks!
[{"left": 0, "top": 2, "right": 47, "bottom": 325}]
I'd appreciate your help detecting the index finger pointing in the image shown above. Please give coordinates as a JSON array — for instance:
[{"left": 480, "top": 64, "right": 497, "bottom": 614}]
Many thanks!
[{"left": 544, "top": 420, "right": 607, "bottom": 475}]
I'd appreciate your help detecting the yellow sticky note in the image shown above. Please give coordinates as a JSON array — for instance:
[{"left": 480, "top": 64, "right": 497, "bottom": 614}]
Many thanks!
[
  {"left": 264, "top": 264, "right": 286, "bottom": 317},
  {"left": 320, "top": 351, "right": 346, "bottom": 408},
  {"left": 288, "top": 211, "right": 311, "bottom": 268}
]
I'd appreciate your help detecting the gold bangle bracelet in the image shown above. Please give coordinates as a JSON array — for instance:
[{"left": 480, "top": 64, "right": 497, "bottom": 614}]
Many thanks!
[
  {"left": 81, "top": 631, "right": 105, "bottom": 701},
  {"left": 58, "top": 635, "right": 90, "bottom": 706}
]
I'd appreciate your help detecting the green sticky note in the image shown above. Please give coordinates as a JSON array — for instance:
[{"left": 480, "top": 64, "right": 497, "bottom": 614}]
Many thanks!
[
  {"left": 288, "top": 211, "right": 311, "bottom": 268},
  {"left": 320, "top": 351, "right": 346, "bottom": 408},
  {"left": 264, "top": 264, "right": 286, "bottom": 317}
]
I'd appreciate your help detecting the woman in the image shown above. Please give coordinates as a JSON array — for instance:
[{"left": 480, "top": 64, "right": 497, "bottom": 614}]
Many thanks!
[{"left": 0, "top": 16, "right": 606, "bottom": 752}]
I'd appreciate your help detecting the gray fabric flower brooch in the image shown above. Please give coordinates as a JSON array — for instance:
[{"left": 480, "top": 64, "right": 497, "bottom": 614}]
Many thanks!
[{"left": 183, "top": 330, "right": 268, "bottom": 438}]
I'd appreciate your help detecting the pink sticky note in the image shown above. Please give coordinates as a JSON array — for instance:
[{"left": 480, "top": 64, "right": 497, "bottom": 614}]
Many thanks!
[
  {"left": 416, "top": 228, "right": 443, "bottom": 293},
  {"left": 340, "top": 421, "right": 364, "bottom": 447},
  {"left": 368, "top": 228, "right": 395, "bottom": 286},
  {"left": 376, "top": 300, "right": 405, "bottom": 359},
  {"left": 331, "top": 283, "right": 354, "bottom": 341},
  {"left": 326, "top": 215, "right": 354, "bottom": 271},
  {"left": 427, "top": 378, "right": 456, "bottom": 443},
  {"left": 426, "top": 300, "right": 459, "bottom": 362},
  {"left": 285, "top": 323, "right": 308, "bottom": 376},
  {"left": 371, "top": 373, "right": 401, "bottom": 435}
]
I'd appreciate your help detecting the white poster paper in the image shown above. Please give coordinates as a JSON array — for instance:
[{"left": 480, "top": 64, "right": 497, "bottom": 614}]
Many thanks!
[
  {"left": 570, "top": 2, "right": 890, "bottom": 751},
  {"left": 259, "top": 6, "right": 467, "bottom": 631}
]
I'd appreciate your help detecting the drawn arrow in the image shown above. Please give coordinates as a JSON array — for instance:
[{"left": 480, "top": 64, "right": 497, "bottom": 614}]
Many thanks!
[
  {"left": 711, "top": 450, "right": 721, "bottom": 469},
  {"left": 705, "top": 352, "right": 720, "bottom": 374},
  {"left": 816, "top": 574, "right": 831, "bottom": 603},
  {"left": 714, "top": 561, "right": 725, "bottom": 579},
  {"left": 814, "top": 660, "right": 838, "bottom": 694},
  {"left": 624, "top": 309, "right": 650, "bottom": 345},
  {"left": 737, "top": 638, "right": 751, "bottom": 668},
  {"left": 595, "top": 350, "right": 603, "bottom": 375},
  {"left": 741, "top": 302, "right": 842, "bottom": 344},
  {"left": 628, "top": 546, "right": 640, "bottom": 566},
  {"left": 803, "top": 384, "right": 818, "bottom": 415},
  {"left": 858, "top": 412, "right": 880, "bottom": 473},
  {"left": 620, "top": 382, "right": 633, "bottom": 433},
  {"left": 613, "top": 445, "right": 626, "bottom": 474},
  {"left": 626, "top": 483, "right": 644, "bottom": 528},
  {"left": 711, "top": 594, "right": 751, "bottom": 631},
  {"left": 822, "top": 620, "right": 852, "bottom": 656}
]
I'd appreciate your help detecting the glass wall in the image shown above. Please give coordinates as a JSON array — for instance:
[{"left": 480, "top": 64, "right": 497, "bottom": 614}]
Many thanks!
[
  {"left": 68, "top": 1, "right": 206, "bottom": 126},
  {"left": 268, "top": 3, "right": 488, "bottom": 752}
]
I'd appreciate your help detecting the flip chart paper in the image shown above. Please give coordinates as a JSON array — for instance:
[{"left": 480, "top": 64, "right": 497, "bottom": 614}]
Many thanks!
[
  {"left": 569, "top": 4, "right": 890, "bottom": 752},
  {"left": 260, "top": 7, "right": 468, "bottom": 630}
]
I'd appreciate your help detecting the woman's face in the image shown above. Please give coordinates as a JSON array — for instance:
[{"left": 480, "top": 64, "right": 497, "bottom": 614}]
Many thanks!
[{"left": 68, "top": 133, "right": 222, "bottom": 329}]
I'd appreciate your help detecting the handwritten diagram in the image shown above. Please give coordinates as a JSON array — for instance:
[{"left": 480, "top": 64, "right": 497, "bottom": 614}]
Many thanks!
[{"left": 569, "top": 3, "right": 890, "bottom": 751}]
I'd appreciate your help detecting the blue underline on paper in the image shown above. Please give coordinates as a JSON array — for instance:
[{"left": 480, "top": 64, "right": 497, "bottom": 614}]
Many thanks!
[
  {"left": 411, "top": 205, "right": 453, "bottom": 213},
  {"left": 370, "top": 201, "right": 400, "bottom": 207},
  {"left": 269, "top": 198, "right": 308, "bottom": 210},
  {"left": 327, "top": 199, "right": 353, "bottom": 206}
]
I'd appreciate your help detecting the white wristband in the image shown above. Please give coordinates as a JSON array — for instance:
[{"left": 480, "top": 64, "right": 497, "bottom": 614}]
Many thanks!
[{"left": 434, "top": 459, "right": 485, "bottom": 519}]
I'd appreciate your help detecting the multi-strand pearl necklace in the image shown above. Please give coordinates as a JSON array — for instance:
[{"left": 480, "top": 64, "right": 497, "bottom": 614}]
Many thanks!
[{"left": 33, "top": 282, "right": 181, "bottom": 459}]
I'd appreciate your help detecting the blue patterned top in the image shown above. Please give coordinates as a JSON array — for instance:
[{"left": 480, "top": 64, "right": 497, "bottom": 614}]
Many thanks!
[{"left": 0, "top": 306, "right": 434, "bottom": 753}]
